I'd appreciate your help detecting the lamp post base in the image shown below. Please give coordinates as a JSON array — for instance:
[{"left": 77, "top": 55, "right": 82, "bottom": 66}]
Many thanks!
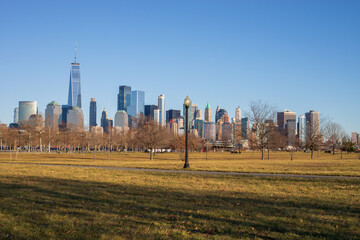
[{"left": 183, "top": 162, "right": 190, "bottom": 168}]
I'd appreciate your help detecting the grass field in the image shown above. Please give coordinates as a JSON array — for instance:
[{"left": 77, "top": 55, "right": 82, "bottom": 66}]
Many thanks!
[
  {"left": 0, "top": 163, "right": 359, "bottom": 239},
  {"left": 1, "top": 151, "right": 360, "bottom": 176}
]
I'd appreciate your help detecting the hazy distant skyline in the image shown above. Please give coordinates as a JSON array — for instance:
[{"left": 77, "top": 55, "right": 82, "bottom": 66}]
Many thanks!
[{"left": 0, "top": 1, "right": 359, "bottom": 134}]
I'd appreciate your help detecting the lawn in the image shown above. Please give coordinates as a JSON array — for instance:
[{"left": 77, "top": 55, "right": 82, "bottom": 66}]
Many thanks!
[
  {"left": 0, "top": 163, "right": 359, "bottom": 239},
  {"left": 0, "top": 151, "right": 360, "bottom": 176}
]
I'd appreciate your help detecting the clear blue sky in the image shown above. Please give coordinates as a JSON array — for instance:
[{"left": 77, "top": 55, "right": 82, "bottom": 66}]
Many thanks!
[{"left": 0, "top": 0, "right": 359, "bottom": 134}]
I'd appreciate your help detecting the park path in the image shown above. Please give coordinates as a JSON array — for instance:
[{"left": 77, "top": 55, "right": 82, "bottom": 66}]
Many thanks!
[{"left": 1, "top": 161, "right": 360, "bottom": 180}]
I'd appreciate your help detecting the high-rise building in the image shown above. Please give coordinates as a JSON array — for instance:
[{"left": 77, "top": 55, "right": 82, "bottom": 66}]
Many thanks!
[
  {"left": 204, "top": 122, "right": 216, "bottom": 141},
  {"left": 195, "top": 109, "right": 202, "bottom": 120},
  {"left": 128, "top": 90, "right": 145, "bottom": 117},
  {"left": 158, "top": 94, "right": 165, "bottom": 126},
  {"left": 215, "top": 108, "right": 227, "bottom": 123},
  {"left": 68, "top": 46, "right": 81, "bottom": 108},
  {"left": 117, "top": 85, "right": 131, "bottom": 112},
  {"left": 287, "top": 119, "right": 296, "bottom": 146},
  {"left": 205, "top": 103, "right": 212, "bottom": 122},
  {"left": 241, "top": 117, "right": 249, "bottom": 140},
  {"left": 194, "top": 120, "right": 204, "bottom": 138},
  {"left": 114, "top": 110, "right": 128, "bottom": 130},
  {"left": 154, "top": 109, "right": 160, "bottom": 124},
  {"left": 166, "top": 109, "right": 181, "bottom": 123},
  {"left": 101, "top": 108, "right": 109, "bottom": 133},
  {"left": 277, "top": 110, "right": 296, "bottom": 132},
  {"left": 191, "top": 104, "right": 198, "bottom": 121},
  {"left": 89, "top": 98, "right": 97, "bottom": 127},
  {"left": 19, "top": 101, "right": 37, "bottom": 123},
  {"left": 222, "top": 123, "right": 233, "bottom": 142},
  {"left": 235, "top": 107, "right": 241, "bottom": 123},
  {"left": 67, "top": 107, "right": 84, "bottom": 130},
  {"left": 144, "top": 105, "right": 157, "bottom": 121},
  {"left": 13, "top": 107, "right": 19, "bottom": 123},
  {"left": 298, "top": 115, "right": 306, "bottom": 146},
  {"left": 45, "top": 101, "right": 62, "bottom": 130},
  {"left": 305, "top": 110, "right": 320, "bottom": 136}
]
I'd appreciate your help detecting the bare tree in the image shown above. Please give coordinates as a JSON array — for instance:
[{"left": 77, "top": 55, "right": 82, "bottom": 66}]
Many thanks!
[
  {"left": 324, "top": 121, "right": 346, "bottom": 155},
  {"left": 305, "top": 117, "right": 327, "bottom": 159},
  {"left": 246, "top": 100, "right": 277, "bottom": 160}
]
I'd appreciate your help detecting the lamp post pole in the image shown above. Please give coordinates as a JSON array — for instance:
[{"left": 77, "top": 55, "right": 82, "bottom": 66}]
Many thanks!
[{"left": 183, "top": 96, "right": 191, "bottom": 168}]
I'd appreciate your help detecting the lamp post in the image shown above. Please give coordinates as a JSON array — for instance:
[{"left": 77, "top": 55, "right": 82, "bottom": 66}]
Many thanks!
[{"left": 184, "top": 96, "right": 191, "bottom": 168}]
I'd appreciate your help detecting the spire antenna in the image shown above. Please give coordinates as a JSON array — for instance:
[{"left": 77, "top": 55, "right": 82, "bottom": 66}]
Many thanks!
[{"left": 74, "top": 42, "right": 77, "bottom": 63}]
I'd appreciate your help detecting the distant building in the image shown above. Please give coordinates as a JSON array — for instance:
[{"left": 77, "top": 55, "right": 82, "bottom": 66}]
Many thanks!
[
  {"left": 191, "top": 104, "right": 198, "bottom": 121},
  {"left": 60, "top": 105, "right": 70, "bottom": 129},
  {"left": 222, "top": 122, "right": 233, "bottom": 142},
  {"left": 305, "top": 110, "right": 320, "bottom": 136},
  {"left": 19, "top": 101, "right": 37, "bottom": 123},
  {"left": 277, "top": 110, "right": 296, "bottom": 133},
  {"left": 195, "top": 109, "right": 202, "bottom": 120},
  {"left": 89, "top": 98, "right": 97, "bottom": 127},
  {"left": 298, "top": 115, "right": 306, "bottom": 146},
  {"left": 13, "top": 107, "right": 18, "bottom": 123},
  {"left": 204, "top": 103, "right": 212, "bottom": 122},
  {"left": 68, "top": 46, "right": 81, "bottom": 108},
  {"left": 235, "top": 107, "right": 241, "bottom": 123},
  {"left": 144, "top": 105, "right": 157, "bottom": 121},
  {"left": 351, "top": 132, "right": 358, "bottom": 145},
  {"left": 90, "top": 126, "right": 103, "bottom": 135},
  {"left": 204, "top": 122, "right": 216, "bottom": 141},
  {"left": 45, "top": 101, "right": 62, "bottom": 130},
  {"left": 241, "top": 118, "right": 249, "bottom": 140},
  {"left": 166, "top": 109, "right": 181, "bottom": 123},
  {"left": 67, "top": 107, "right": 84, "bottom": 130},
  {"left": 215, "top": 107, "right": 227, "bottom": 123},
  {"left": 114, "top": 110, "right": 128, "bottom": 130},
  {"left": 194, "top": 120, "right": 204, "bottom": 138},
  {"left": 158, "top": 94, "right": 165, "bottom": 126},
  {"left": 117, "top": 85, "right": 131, "bottom": 112},
  {"left": 128, "top": 90, "right": 145, "bottom": 117},
  {"left": 101, "top": 108, "right": 110, "bottom": 133},
  {"left": 154, "top": 109, "right": 160, "bottom": 124},
  {"left": 287, "top": 119, "right": 296, "bottom": 146},
  {"left": 167, "top": 119, "right": 178, "bottom": 135}
]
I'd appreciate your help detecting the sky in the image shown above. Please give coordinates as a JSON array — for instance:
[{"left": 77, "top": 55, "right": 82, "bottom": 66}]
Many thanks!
[{"left": 0, "top": 0, "right": 359, "bottom": 134}]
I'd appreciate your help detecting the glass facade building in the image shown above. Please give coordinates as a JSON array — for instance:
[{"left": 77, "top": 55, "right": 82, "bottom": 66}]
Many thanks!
[
  {"left": 68, "top": 63, "right": 81, "bottom": 108},
  {"left": 89, "top": 98, "right": 97, "bottom": 127},
  {"left": 298, "top": 115, "right": 306, "bottom": 145},
  {"left": 241, "top": 117, "right": 249, "bottom": 140},
  {"left": 117, "top": 86, "right": 132, "bottom": 112},
  {"left": 18, "top": 101, "right": 37, "bottom": 123},
  {"left": 128, "top": 90, "right": 145, "bottom": 117}
]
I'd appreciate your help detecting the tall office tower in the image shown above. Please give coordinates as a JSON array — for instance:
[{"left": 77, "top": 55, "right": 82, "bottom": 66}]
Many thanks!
[
  {"left": 191, "top": 104, "right": 198, "bottom": 120},
  {"left": 287, "top": 119, "right": 296, "bottom": 146},
  {"left": 168, "top": 119, "right": 178, "bottom": 135},
  {"left": 215, "top": 108, "right": 228, "bottom": 123},
  {"left": 45, "top": 101, "right": 62, "bottom": 130},
  {"left": 67, "top": 107, "right": 84, "bottom": 130},
  {"left": 18, "top": 101, "right": 37, "bottom": 123},
  {"left": 154, "top": 109, "right": 160, "bottom": 124},
  {"left": 144, "top": 105, "right": 157, "bottom": 121},
  {"left": 298, "top": 115, "right": 306, "bottom": 146},
  {"left": 195, "top": 109, "right": 202, "bottom": 120},
  {"left": 204, "top": 122, "right": 216, "bottom": 141},
  {"left": 114, "top": 110, "right": 128, "bottom": 130},
  {"left": 351, "top": 132, "right": 358, "bottom": 144},
  {"left": 277, "top": 110, "right": 296, "bottom": 132},
  {"left": 305, "top": 110, "right": 320, "bottom": 136},
  {"left": 158, "top": 94, "right": 165, "bottom": 126},
  {"left": 68, "top": 46, "right": 81, "bottom": 108},
  {"left": 128, "top": 90, "right": 145, "bottom": 117},
  {"left": 235, "top": 107, "right": 241, "bottom": 123},
  {"left": 60, "top": 105, "right": 70, "bottom": 130},
  {"left": 118, "top": 85, "right": 131, "bottom": 112},
  {"left": 183, "top": 101, "right": 193, "bottom": 131},
  {"left": 223, "top": 113, "right": 230, "bottom": 123},
  {"left": 194, "top": 120, "right": 204, "bottom": 138},
  {"left": 241, "top": 117, "right": 249, "bottom": 140},
  {"left": 101, "top": 108, "right": 109, "bottom": 133},
  {"left": 204, "top": 103, "right": 212, "bottom": 122},
  {"left": 176, "top": 117, "right": 184, "bottom": 129},
  {"left": 215, "top": 106, "right": 220, "bottom": 120},
  {"left": 166, "top": 109, "right": 181, "bottom": 122},
  {"left": 89, "top": 98, "right": 97, "bottom": 127},
  {"left": 222, "top": 122, "right": 233, "bottom": 142},
  {"left": 13, "top": 107, "right": 19, "bottom": 123}
]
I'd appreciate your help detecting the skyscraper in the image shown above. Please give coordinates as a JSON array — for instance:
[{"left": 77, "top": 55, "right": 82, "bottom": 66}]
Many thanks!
[
  {"left": 114, "top": 110, "right": 128, "bottom": 130},
  {"left": 305, "top": 110, "right": 320, "bottom": 136},
  {"left": 45, "top": 101, "right": 62, "bottom": 130},
  {"left": 241, "top": 117, "right": 249, "bottom": 140},
  {"left": 128, "top": 90, "right": 145, "bottom": 117},
  {"left": 298, "top": 115, "right": 306, "bottom": 146},
  {"left": 195, "top": 109, "right": 202, "bottom": 120},
  {"left": 215, "top": 108, "right": 227, "bottom": 123},
  {"left": 235, "top": 107, "right": 241, "bottom": 123},
  {"left": 68, "top": 46, "right": 81, "bottom": 108},
  {"left": 287, "top": 119, "right": 296, "bottom": 146},
  {"left": 154, "top": 109, "right": 160, "bottom": 124},
  {"left": 277, "top": 110, "right": 296, "bottom": 132},
  {"left": 166, "top": 109, "right": 181, "bottom": 122},
  {"left": 117, "top": 85, "right": 131, "bottom": 112},
  {"left": 144, "top": 105, "right": 157, "bottom": 121},
  {"left": 19, "top": 101, "right": 37, "bottom": 123},
  {"left": 89, "top": 98, "right": 97, "bottom": 127},
  {"left": 158, "top": 94, "right": 165, "bottom": 126},
  {"left": 67, "top": 107, "right": 84, "bottom": 130},
  {"left": 205, "top": 103, "right": 212, "bottom": 122},
  {"left": 101, "top": 108, "right": 109, "bottom": 133},
  {"left": 13, "top": 107, "right": 18, "bottom": 123}
]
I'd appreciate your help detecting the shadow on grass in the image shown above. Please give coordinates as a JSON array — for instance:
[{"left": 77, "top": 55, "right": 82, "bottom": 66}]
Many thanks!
[{"left": 0, "top": 175, "right": 359, "bottom": 240}]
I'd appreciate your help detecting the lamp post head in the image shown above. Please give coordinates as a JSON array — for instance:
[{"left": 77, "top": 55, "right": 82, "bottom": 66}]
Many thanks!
[{"left": 184, "top": 96, "right": 191, "bottom": 108}]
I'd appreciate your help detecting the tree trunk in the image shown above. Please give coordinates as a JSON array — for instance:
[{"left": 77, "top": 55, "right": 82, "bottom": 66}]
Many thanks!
[
  {"left": 150, "top": 149, "right": 153, "bottom": 160},
  {"left": 261, "top": 149, "right": 264, "bottom": 160},
  {"left": 39, "top": 137, "right": 42, "bottom": 152},
  {"left": 340, "top": 150, "right": 343, "bottom": 158},
  {"left": 267, "top": 149, "right": 270, "bottom": 159},
  {"left": 311, "top": 150, "right": 313, "bottom": 159},
  {"left": 333, "top": 145, "right": 335, "bottom": 155},
  {"left": 290, "top": 152, "right": 293, "bottom": 161},
  {"left": 48, "top": 141, "right": 51, "bottom": 154}
]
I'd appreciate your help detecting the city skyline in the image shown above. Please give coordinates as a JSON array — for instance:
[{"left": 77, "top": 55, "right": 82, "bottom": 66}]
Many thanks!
[{"left": 0, "top": 1, "right": 359, "bottom": 134}]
